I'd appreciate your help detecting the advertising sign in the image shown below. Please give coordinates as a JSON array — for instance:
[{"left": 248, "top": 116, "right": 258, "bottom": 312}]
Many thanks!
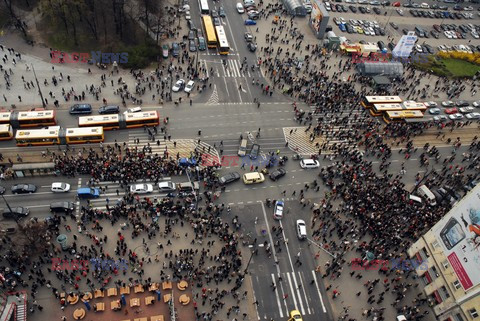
[
  {"left": 392, "top": 31, "right": 417, "bottom": 58},
  {"left": 433, "top": 185, "right": 480, "bottom": 291},
  {"left": 311, "top": 1, "right": 323, "bottom": 32}
]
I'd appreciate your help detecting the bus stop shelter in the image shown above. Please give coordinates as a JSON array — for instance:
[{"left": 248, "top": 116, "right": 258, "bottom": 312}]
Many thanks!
[
  {"left": 12, "top": 162, "right": 56, "bottom": 177},
  {"left": 282, "top": 0, "right": 307, "bottom": 16}
]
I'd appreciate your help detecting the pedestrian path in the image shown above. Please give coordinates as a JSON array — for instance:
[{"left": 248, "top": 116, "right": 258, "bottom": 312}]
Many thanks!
[
  {"left": 127, "top": 130, "right": 220, "bottom": 166},
  {"left": 209, "top": 59, "right": 262, "bottom": 78},
  {"left": 282, "top": 127, "right": 320, "bottom": 156},
  {"left": 253, "top": 270, "right": 322, "bottom": 319}
]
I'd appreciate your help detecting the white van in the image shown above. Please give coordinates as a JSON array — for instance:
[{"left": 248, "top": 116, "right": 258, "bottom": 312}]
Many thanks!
[
  {"left": 409, "top": 194, "right": 423, "bottom": 204},
  {"left": 417, "top": 185, "right": 437, "bottom": 206},
  {"left": 296, "top": 220, "right": 307, "bottom": 240}
]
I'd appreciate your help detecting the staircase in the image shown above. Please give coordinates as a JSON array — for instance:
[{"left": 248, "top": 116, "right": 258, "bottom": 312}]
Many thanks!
[{"left": 0, "top": 291, "right": 27, "bottom": 321}]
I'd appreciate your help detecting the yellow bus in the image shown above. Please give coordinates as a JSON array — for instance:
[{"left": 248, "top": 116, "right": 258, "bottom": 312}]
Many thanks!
[
  {"left": 361, "top": 96, "right": 403, "bottom": 109},
  {"left": 202, "top": 15, "right": 217, "bottom": 48},
  {"left": 383, "top": 110, "right": 424, "bottom": 124},
  {"left": 370, "top": 103, "right": 404, "bottom": 117},
  {"left": 402, "top": 101, "right": 427, "bottom": 113},
  {"left": 0, "top": 124, "right": 14, "bottom": 141},
  {"left": 78, "top": 115, "right": 120, "bottom": 130},
  {"left": 15, "top": 126, "right": 61, "bottom": 146},
  {"left": 13, "top": 110, "right": 57, "bottom": 128},
  {"left": 65, "top": 127, "right": 104, "bottom": 144},
  {"left": 124, "top": 111, "right": 159, "bottom": 128},
  {"left": 215, "top": 26, "right": 230, "bottom": 55},
  {"left": 15, "top": 126, "right": 104, "bottom": 146}
]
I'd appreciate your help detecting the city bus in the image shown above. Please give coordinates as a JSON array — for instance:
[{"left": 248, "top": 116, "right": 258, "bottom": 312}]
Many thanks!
[
  {"left": 370, "top": 103, "right": 404, "bottom": 117},
  {"left": 124, "top": 111, "right": 159, "bottom": 128},
  {"left": 199, "top": 0, "right": 209, "bottom": 14},
  {"left": 65, "top": 127, "right": 104, "bottom": 144},
  {"left": 15, "top": 126, "right": 104, "bottom": 146},
  {"left": 383, "top": 110, "right": 424, "bottom": 124},
  {"left": 0, "top": 124, "right": 13, "bottom": 141},
  {"left": 215, "top": 26, "right": 230, "bottom": 55},
  {"left": 0, "top": 112, "right": 11, "bottom": 124},
  {"left": 202, "top": 16, "right": 217, "bottom": 48},
  {"left": 12, "top": 110, "right": 56, "bottom": 128},
  {"left": 78, "top": 115, "right": 121, "bottom": 130},
  {"left": 361, "top": 96, "right": 403, "bottom": 109},
  {"left": 402, "top": 101, "right": 427, "bottom": 113}
]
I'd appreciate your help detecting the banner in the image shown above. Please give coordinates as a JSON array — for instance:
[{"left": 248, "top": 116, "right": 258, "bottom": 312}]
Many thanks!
[{"left": 392, "top": 31, "right": 417, "bottom": 58}]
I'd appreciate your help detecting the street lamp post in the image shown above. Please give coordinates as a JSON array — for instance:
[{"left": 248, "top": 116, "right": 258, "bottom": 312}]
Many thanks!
[
  {"left": 1, "top": 194, "right": 16, "bottom": 223},
  {"left": 31, "top": 64, "right": 46, "bottom": 108},
  {"left": 243, "top": 247, "right": 255, "bottom": 274}
]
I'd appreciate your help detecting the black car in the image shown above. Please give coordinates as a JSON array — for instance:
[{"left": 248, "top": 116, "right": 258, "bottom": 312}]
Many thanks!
[
  {"left": 0, "top": 186, "right": 5, "bottom": 195},
  {"left": 219, "top": 7, "right": 226, "bottom": 17},
  {"left": 189, "top": 40, "right": 197, "bottom": 52},
  {"left": 11, "top": 184, "right": 36, "bottom": 194},
  {"left": 187, "top": 20, "right": 196, "bottom": 30},
  {"left": 249, "top": 144, "right": 260, "bottom": 159},
  {"left": 247, "top": 42, "right": 257, "bottom": 52},
  {"left": 402, "top": 28, "right": 409, "bottom": 35},
  {"left": 219, "top": 172, "right": 241, "bottom": 185},
  {"left": 3, "top": 207, "right": 29, "bottom": 219},
  {"left": 373, "top": 7, "right": 381, "bottom": 14},
  {"left": 269, "top": 168, "right": 286, "bottom": 181},
  {"left": 359, "top": 6, "right": 366, "bottom": 13},
  {"left": 388, "top": 42, "right": 395, "bottom": 51},
  {"left": 99, "top": 105, "right": 119, "bottom": 114},
  {"left": 390, "top": 22, "right": 398, "bottom": 29},
  {"left": 377, "top": 41, "right": 386, "bottom": 51},
  {"left": 50, "top": 201, "right": 75, "bottom": 214},
  {"left": 455, "top": 100, "right": 469, "bottom": 107}
]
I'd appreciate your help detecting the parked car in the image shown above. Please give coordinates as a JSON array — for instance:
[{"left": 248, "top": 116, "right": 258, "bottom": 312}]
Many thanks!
[
  {"left": 428, "top": 108, "right": 441, "bottom": 115},
  {"left": 236, "top": 3, "right": 245, "bottom": 13},
  {"left": 3, "top": 207, "right": 29, "bottom": 219},
  {"left": 184, "top": 80, "right": 195, "bottom": 93},
  {"left": 459, "top": 107, "right": 474, "bottom": 113},
  {"left": 99, "top": 105, "right": 119, "bottom": 114},
  {"left": 245, "top": 32, "right": 253, "bottom": 42},
  {"left": 455, "top": 100, "right": 469, "bottom": 107},
  {"left": 448, "top": 113, "right": 464, "bottom": 120},
  {"left": 219, "top": 6, "right": 226, "bottom": 17},
  {"left": 441, "top": 100, "right": 455, "bottom": 107},
  {"left": 465, "top": 112, "right": 480, "bottom": 119},
  {"left": 172, "top": 79, "right": 185, "bottom": 92},
  {"left": 247, "top": 42, "right": 257, "bottom": 52},
  {"left": 244, "top": 19, "right": 257, "bottom": 25},
  {"left": 445, "top": 107, "right": 458, "bottom": 114}
]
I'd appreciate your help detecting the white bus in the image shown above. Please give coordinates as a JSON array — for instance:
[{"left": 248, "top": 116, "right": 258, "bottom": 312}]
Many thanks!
[
  {"left": 199, "top": 0, "right": 209, "bottom": 14},
  {"left": 215, "top": 26, "right": 230, "bottom": 55}
]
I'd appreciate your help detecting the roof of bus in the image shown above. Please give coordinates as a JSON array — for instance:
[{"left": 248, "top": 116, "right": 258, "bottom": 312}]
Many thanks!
[
  {"left": 365, "top": 96, "right": 402, "bottom": 103},
  {"left": 0, "top": 124, "right": 11, "bottom": 131},
  {"left": 17, "top": 110, "right": 55, "bottom": 119},
  {"left": 402, "top": 101, "right": 426, "bottom": 109},
  {"left": 78, "top": 115, "right": 119, "bottom": 125},
  {"left": 373, "top": 103, "right": 403, "bottom": 110},
  {"left": 0, "top": 112, "right": 11, "bottom": 121},
  {"left": 215, "top": 26, "right": 229, "bottom": 46},
  {"left": 124, "top": 111, "right": 158, "bottom": 121},
  {"left": 66, "top": 127, "right": 103, "bottom": 136},
  {"left": 15, "top": 126, "right": 60, "bottom": 139},
  {"left": 386, "top": 110, "right": 424, "bottom": 117}
]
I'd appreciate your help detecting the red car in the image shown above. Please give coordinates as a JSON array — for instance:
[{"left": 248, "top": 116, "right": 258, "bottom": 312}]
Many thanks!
[
  {"left": 392, "top": 1, "right": 401, "bottom": 6},
  {"left": 445, "top": 107, "right": 458, "bottom": 114}
]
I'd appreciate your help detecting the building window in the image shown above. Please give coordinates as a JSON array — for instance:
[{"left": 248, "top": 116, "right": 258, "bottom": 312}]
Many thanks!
[
  {"left": 442, "top": 260, "right": 450, "bottom": 270},
  {"left": 431, "top": 240, "right": 440, "bottom": 249},
  {"left": 469, "top": 309, "right": 478, "bottom": 319},
  {"left": 455, "top": 313, "right": 465, "bottom": 321},
  {"left": 439, "top": 286, "right": 450, "bottom": 300},
  {"left": 431, "top": 266, "right": 440, "bottom": 279},
  {"left": 419, "top": 248, "right": 430, "bottom": 261},
  {"left": 452, "top": 280, "right": 462, "bottom": 290}
]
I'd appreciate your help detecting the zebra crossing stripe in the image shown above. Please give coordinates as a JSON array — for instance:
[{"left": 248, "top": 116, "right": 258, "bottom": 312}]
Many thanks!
[{"left": 271, "top": 274, "right": 284, "bottom": 318}]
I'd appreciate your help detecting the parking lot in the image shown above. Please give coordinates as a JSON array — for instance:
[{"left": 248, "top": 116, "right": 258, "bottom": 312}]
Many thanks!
[{"left": 325, "top": 0, "right": 480, "bottom": 54}]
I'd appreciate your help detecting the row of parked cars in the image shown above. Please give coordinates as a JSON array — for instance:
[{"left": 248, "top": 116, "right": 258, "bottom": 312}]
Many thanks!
[
  {"left": 335, "top": 17, "right": 387, "bottom": 36},
  {"left": 438, "top": 44, "right": 480, "bottom": 54},
  {"left": 409, "top": 9, "right": 476, "bottom": 20},
  {"left": 426, "top": 100, "right": 480, "bottom": 121}
]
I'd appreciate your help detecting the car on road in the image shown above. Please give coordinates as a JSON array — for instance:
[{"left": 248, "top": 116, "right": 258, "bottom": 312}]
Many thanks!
[
  {"left": 242, "top": 172, "right": 265, "bottom": 184},
  {"left": 11, "top": 184, "right": 36, "bottom": 194},
  {"left": 459, "top": 107, "right": 474, "bottom": 113},
  {"left": 188, "top": 30, "right": 195, "bottom": 40},
  {"left": 213, "top": 17, "right": 221, "bottom": 26},
  {"left": 273, "top": 200, "right": 284, "bottom": 220},
  {"left": 445, "top": 107, "right": 458, "bottom": 114},
  {"left": 236, "top": 3, "right": 245, "bottom": 13},
  {"left": 99, "top": 105, "right": 120, "bottom": 114},
  {"left": 51, "top": 182, "right": 71, "bottom": 193},
  {"left": 172, "top": 79, "right": 185, "bottom": 92},
  {"left": 219, "top": 7, "right": 226, "bottom": 17},
  {"left": 269, "top": 168, "right": 286, "bottom": 181},
  {"left": 184, "top": 80, "right": 195, "bottom": 93},
  {"left": 300, "top": 159, "right": 320, "bottom": 169},
  {"left": 189, "top": 40, "right": 197, "bottom": 52},
  {"left": 3, "top": 207, "right": 29, "bottom": 219},
  {"left": 126, "top": 107, "right": 142, "bottom": 113},
  {"left": 244, "top": 19, "right": 256, "bottom": 25},
  {"left": 441, "top": 100, "right": 455, "bottom": 107},
  {"left": 130, "top": 183, "right": 154, "bottom": 194},
  {"left": 247, "top": 42, "right": 257, "bottom": 52},
  {"left": 245, "top": 32, "right": 253, "bottom": 42},
  {"left": 158, "top": 181, "right": 176, "bottom": 192},
  {"left": 50, "top": 201, "right": 75, "bottom": 214},
  {"left": 428, "top": 108, "right": 441, "bottom": 115},
  {"left": 77, "top": 187, "right": 100, "bottom": 199},
  {"left": 448, "top": 113, "right": 464, "bottom": 120},
  {"left": 455, "top": 100, "right": 469, "bottom": 107},
  {"left": 70, "top": 104, "right": 92, "bottom": 115},
  {"left": 249, "top": 144, "right": 260, "bottom": 159},
  {"left": 219, "top": 172, "right": 241, "bottom": 185},
  {"left": 466, "top": 112, "right": 480, "bottom": 119},
  {"left": 198, "top": 37, "right": 206, "bottom": 51},
  {"left": 171, "top": 42, "right": 180, "bottom": 57},
  {"left": 296, "top": 220, "right": 307, "bottom": 240}
]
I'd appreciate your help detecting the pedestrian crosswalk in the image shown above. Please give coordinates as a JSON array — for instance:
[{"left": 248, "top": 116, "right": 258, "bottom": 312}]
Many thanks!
[
  {"left": 256, "top": 270, "right": 324, "bottom": 319},
  {"left": 127, "top": 130, "right": 220, "bottom": 166},
  {"left": 202, "top": 59, "right": 261, "bottom": 78},
  {"left": 282, "top": 127, "right": 321, "bottom": 156}
]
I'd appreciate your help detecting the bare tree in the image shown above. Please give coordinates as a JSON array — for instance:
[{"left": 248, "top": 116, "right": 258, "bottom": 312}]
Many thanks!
[{"left": 2, "top": 0, "right": 28, "bottom": 37}]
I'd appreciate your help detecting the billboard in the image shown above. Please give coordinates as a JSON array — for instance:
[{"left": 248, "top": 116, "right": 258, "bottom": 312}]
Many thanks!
[
  {"left": 392, "top": 31, "right": 417, "bottom": 58},
  {"left": 433, "top": 185, "right": 480, "bottom": 291}
]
